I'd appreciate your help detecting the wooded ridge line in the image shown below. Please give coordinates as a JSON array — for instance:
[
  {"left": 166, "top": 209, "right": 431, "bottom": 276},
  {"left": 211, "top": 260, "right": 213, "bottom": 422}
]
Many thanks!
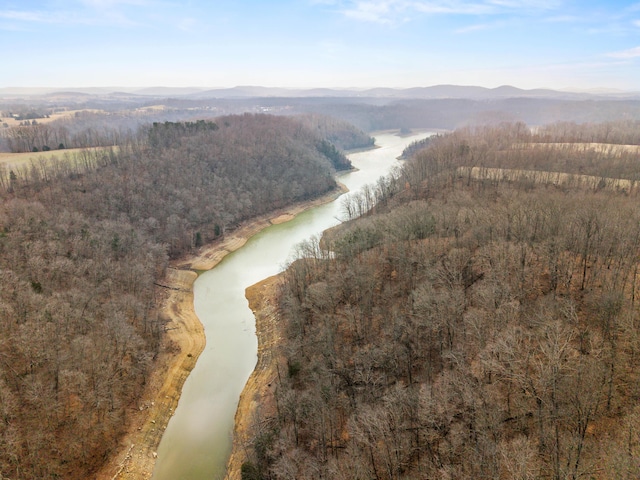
[
  {"left": 3, "top": 104, "right": 640, "bottom": 478},
  {"left": 0, "top": 113, "right": 372, "bottom": 479},
  {"left": 238, "top": 120, "right": 640, "bottom": 479}
]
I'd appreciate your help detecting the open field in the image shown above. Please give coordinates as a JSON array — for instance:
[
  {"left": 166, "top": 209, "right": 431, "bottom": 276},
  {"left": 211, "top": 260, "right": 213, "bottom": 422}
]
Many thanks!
[
  {"left": 0, "top": 146, "right": 116, "bottom": 172},
  {"left": 457, "top": 141, "right": 640, "bottom": 193},
  {"left": 458, "top": 165, "right": 638, "bottom": 193},
  {"left": 517, "top": 141, "right": 640, "bottom": 155},
  {"left": 0, "top": 109, "right": 102, "bottom": 127}
]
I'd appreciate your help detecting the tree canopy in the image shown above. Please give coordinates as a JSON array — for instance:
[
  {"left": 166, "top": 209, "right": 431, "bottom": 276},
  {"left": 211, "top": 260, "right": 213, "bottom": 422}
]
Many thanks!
[
  {"left": 0, "top": 113, "right": 363, "bottom": 478},
  {"left": 242, "top": 121, "right": 640, "bottom": 479}
]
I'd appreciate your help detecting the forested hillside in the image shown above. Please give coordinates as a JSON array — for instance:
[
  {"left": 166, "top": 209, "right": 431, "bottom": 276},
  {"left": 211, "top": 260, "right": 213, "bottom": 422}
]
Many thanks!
[
  {"left": 0, "top": 101, "right": 374, "bottom": 154},
  {"left": 285, "top": 98, "right": 640, "bottom": 132},
  {"left": 242, "top": 121, "right": 640, "bottom": 479},
  {"left": 294, "top": 114, "right": 375, "bottom": 152},
  {"left": 0, "top": 113, "right": 364, "bottom": 479},
  {"left": 6, "top": 94, "right": 640, "bottom": 154}
]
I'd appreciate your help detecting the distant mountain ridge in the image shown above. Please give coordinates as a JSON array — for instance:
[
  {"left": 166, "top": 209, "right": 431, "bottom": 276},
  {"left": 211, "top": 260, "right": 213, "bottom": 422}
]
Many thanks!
[{"left": 1, "top": 84, "right": 639, "bottom": 100}]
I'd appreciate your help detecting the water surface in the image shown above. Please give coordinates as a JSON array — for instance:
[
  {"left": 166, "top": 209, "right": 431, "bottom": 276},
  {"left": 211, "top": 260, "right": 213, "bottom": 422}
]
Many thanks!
[{"left": 152, "top": 131, "right": 433, "bottom": 479}]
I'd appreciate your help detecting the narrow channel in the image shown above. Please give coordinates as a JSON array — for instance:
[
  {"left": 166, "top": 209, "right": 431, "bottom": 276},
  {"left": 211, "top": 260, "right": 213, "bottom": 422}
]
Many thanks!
[{"left": 152, "top": 131, "right": 433, "bottom": 479}]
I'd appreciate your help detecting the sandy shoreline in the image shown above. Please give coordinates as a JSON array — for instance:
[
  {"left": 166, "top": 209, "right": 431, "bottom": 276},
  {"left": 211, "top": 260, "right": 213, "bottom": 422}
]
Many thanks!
[{"left": 94, "top": 185, "right": 346, "bottom": 480}]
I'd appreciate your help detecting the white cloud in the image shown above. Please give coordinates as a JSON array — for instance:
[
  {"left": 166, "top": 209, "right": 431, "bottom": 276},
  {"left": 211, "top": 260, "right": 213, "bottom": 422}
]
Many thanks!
[
  {"left": 178, "top": 17, "right": 197, "bottom": 32},
  {"left": 487, "top": 0, "right": 560, "bottom": 8},
  {"left": 0, "top": 0, "right": 155, "bottom": 28},
  {"left": 545, "top": 14, "right": 581, "bottom": 22},
  {"left": 411, "top": 2, "right": 491, "bottom": 15},
  {"left": 0, "top": 10, "right": 49, "bottom": 22},
  {"left": 340, "top": 0, "right": 402, "bottom": 24},
  {"left": 0, "top": 9, "right": 89, "bottom": 25},
  {"left": 78, "top": 0, "right": 151, "bottom": 7},
  {"left": 0, "top": 10, "right": 57, "bottom": 23},
  {"left": 327, "top": 0, "right": 562, "bottom": 24},
  {"left": 608, "top": 46, "right": 640, "bottom": 59},
  {"left": 454, "top": 22, "right": 494, "bottom": 33}
]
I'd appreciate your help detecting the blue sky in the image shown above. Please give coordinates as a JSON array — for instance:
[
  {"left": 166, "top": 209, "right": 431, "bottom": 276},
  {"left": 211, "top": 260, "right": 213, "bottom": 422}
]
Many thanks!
[{"left": 1, "top": 0, "right": 640, "bottom": 90}]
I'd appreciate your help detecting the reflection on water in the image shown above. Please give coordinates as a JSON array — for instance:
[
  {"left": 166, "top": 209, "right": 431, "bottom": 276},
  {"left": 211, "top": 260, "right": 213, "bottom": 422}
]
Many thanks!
[{"left": 152, "top": 131, "right": 433, "bottom": 480}]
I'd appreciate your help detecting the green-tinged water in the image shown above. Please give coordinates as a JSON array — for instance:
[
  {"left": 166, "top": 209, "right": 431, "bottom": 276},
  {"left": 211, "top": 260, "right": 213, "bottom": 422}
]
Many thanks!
[{"left": 151, "top": 131, "right": 433, "bottom": 480}]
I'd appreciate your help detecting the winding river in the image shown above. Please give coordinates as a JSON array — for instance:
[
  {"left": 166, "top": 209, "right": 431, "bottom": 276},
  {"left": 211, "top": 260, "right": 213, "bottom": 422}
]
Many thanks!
[{"left": 152, "top": 131, "right": 433, "bottom": 480}]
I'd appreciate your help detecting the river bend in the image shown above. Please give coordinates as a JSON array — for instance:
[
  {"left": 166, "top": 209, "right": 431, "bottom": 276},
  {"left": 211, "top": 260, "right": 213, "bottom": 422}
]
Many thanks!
[{"left": 152, "top": 131, "right": 433, "bottom": 479}]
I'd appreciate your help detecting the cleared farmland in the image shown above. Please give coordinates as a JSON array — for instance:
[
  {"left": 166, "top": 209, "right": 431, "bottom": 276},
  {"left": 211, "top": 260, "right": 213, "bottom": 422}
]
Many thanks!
[{"left": 0, "top": 146, "right": 117, "bottom": 172}]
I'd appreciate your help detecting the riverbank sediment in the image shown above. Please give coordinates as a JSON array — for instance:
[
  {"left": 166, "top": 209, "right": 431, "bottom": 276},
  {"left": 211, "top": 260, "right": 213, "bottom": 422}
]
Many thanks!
[
  {"left": 95, "top": 185, "right": 346, "bottom": 480},
  {"left": 225, "top": 275, "right": 283, "bottom": 480}
]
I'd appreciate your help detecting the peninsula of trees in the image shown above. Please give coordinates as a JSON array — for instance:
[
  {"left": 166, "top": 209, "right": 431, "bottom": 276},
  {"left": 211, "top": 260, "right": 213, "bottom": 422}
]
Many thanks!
[
  {"left": 0, "top": 113, "right": 371, "bottom": 479},
  {"left": 242, "top": 121, "right": 640, "bottom": 479}
]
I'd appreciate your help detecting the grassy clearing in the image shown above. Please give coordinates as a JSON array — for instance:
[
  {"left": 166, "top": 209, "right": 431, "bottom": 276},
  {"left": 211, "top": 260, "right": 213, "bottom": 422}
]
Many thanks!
[
  {"left": 0, "top": 109, "right": 103, "bottom": 128},
  {"left": 0, "top": 146, "right": 116, "bottom": 172},
  {"left": 517, "top": 141, "right": 640, "bottom": 155},
  {"left": 458, "top": 165, "right": 637, "bottom": 193},
  {"left": 457, "top": 141, "right": 640, "bottom": 194}
]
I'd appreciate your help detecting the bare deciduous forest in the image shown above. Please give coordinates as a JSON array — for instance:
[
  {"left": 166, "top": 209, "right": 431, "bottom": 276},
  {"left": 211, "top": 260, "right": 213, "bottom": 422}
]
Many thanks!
[
  {"left": 4, "top": 90, "right": 640, "bottom": 480},
  {"left": 0, "top": 112, "right": 368, "bottom": 479},
  {"left": 242, "top": 121, "right": 640, "bottom": 479}
]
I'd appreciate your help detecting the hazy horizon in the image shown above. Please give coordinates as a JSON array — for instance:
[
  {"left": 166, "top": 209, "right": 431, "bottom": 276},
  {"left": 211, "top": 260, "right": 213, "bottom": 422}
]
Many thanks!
[
  {"left": 0, "top": 84, "right": 636, "bottom": 97},
  {"left": 2, "top": 1, "right": 639, "bottom": 91}
]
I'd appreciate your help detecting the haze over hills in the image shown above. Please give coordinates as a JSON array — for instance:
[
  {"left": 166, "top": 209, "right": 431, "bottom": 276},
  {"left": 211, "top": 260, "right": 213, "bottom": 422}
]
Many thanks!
[
  {"left": 1, "top": 85, "right": 639, "bottom": 101},
  {"left": 3, "top": 84, "right": 640, "bottom": 143}
]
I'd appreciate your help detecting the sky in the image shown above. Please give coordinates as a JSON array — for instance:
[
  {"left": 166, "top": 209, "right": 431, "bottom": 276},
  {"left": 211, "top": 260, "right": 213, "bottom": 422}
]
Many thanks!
[{"left": 1, "top": 0, "right": 640, "bottom": 90}]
